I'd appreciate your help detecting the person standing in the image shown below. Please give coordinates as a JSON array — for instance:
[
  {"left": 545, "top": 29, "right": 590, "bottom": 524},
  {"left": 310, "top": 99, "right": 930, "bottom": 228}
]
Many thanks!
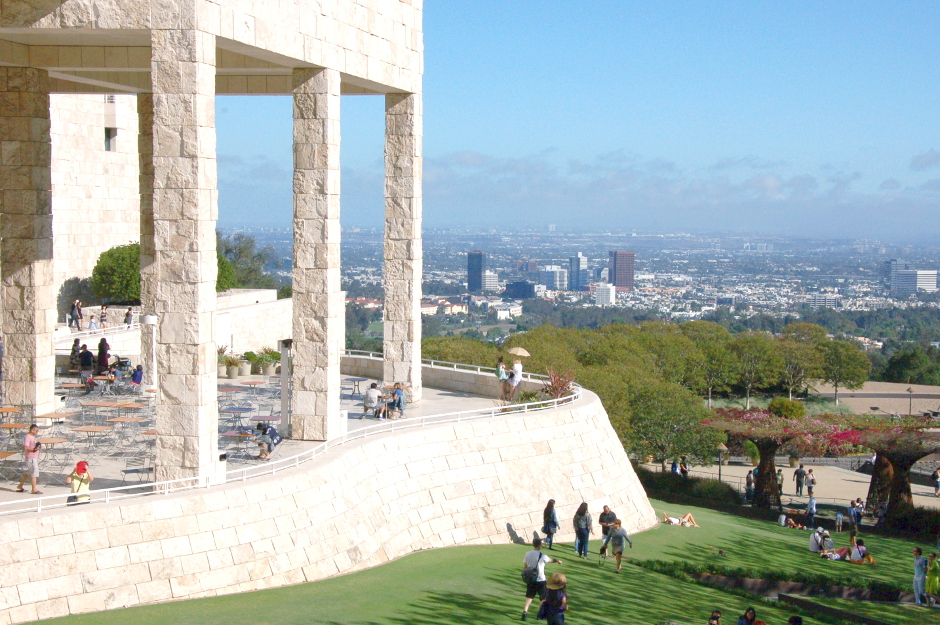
[
  {"left": 539, "top": 573, "right": 568, "bottom": 625},
  {"left": 607, "top": 519, "right": 633, "bottom": 573},
  {"left": 776, "top": 469, "right": 784, "bottom": 495},
  {"left": 69, "top": 299, "right": 79, "bottom": 329},
  {"left": 598, "top": 505, "right": 616, "bottom": 554},
  {"left": 65, "top": 461, "right": 93, "bottom": 505},
  {"left": 507, "top": 358, "right": 523, "bottom": 401},
  {"left": 96, "top": 338, "right": 110, "bottom": 375},
  {"left": 496, "top": 356, "right": 511, "bottom": 401},
  {"left": 679, "top": 457, "right": 689, "bottom": 478},
  {"left": 914, "top": 547, "right": 929, "bottom": 606},
  {"left": 15, "top": 425, "right": 42, "bottom": 495},
  {"left": 925, "top": 552, "right": 939, "bottom": 607},
  {"left": 75, "top": 300, "right": 84, "bottom": 331},
  {"left": 806, "top": 468, "right": 817, "bottom": 496},
  {"left": 87, "top": 315, "right": 99, "bottom": 331},
  {"left": 572, "top": 502, "right": 593, "bottom": 558},
  {"left": 932, "top": 468, "right": 940, "bottom": 498},
  {"left": 69, "top": 338, "right": 81, "bottom": 369},
  {"left": 541, "top": 500, "right": 560, "bottom": 550},
  {"left": 521, "top": 537, "right": 561, "bottom": 621},
  {"left": 99, "top": 305, "right": 108, "bottom": 328},
  {"left": 793, "top": 464, "right": 806, "bottom": 497},
  {"left": 806, "top": 495, "right": 817, "bottom": 529},
  {"left": 124, "top": 307, "right": 134, "bottom": 326},
  {"left": 745, "top": 470, "right": 754, "bottom": 502}
]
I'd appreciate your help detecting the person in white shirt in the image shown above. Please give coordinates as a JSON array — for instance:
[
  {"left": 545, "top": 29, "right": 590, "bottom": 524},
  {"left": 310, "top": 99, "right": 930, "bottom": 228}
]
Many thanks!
[
  {"left": 521, "top": 537, "right": 561, "bottom": 621},
  {"left": 508, "top": 358, "right": 524, "bottom": 401},
  {"left": 361, "top": 383, "right": 387, "bottom": 420}
]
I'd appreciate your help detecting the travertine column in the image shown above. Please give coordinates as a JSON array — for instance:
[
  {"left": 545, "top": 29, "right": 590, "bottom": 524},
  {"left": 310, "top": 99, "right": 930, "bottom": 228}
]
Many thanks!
[
  {"left": 383, "top": 93, "right": 423, "bottom": 400},
  {"left": 138, "top": 93, "right": 156, "bottom": 389},
  {"left": 0, "top": 67, "right": 56, "bottom": 417},
  {"left": 291, "top": 68, "right": 344, "bottom": 440},
  {"left": 150, "top": 27, "right": 220, "bottom": 480}
]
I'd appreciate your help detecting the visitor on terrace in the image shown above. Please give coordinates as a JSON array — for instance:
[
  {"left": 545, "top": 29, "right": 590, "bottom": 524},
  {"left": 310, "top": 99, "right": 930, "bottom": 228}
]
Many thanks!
[
  {"left": 661, "top": 512, "right": 699, "bottom": 527},
  {"left": 496, "top": 356, "right": 511, "bottom": 401},
  {"left": 507, "top": 357, "right": 523, "bottom": 401},
  {"left": 361, "top": 383, "right": 387, "bottom": 420}
]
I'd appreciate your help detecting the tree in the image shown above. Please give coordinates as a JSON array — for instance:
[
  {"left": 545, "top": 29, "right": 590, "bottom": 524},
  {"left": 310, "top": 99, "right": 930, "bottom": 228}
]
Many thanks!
[
  {"left": 217, "top": 232, "right": 280, "bottom": 290},
  {"left": 781, "top": 322, "right": 828, "bottom": 345},
  {"left": 818, "top": 339, "right": 871, "bottom": 405},
  {"left": 778, "top": 339, "right": 821, "bottom": 400},
  {"left": 707, "top": 408, "right": 835, "bottom": 508},
  {"left": 879, "top": 345, "right": 940, "bottom": 386},
  {"left": 217, "top": 252, "right": 239, "bottom": 291},
  {"left": 91, "top": 243, "right": 141, "bottom": 303},
  {"left": 621, "top": 379, "right": 723, "bottom": 470},
  {"left": 730, "top": 332, "right": 782, "bottom": 409},
  {"left": 681, "top": 321, "right": 737, "bottom": 407}
]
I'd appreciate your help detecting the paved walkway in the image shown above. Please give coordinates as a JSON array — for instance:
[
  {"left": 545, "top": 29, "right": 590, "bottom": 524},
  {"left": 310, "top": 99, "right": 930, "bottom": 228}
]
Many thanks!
[{"left": 0, "top": 375, "right": 494, "bottom": 507}]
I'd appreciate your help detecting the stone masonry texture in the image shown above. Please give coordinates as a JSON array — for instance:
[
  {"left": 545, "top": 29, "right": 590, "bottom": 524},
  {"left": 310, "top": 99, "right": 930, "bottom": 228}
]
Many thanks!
[
  {"left": 383, "top": 92, "right": 422, "bottom": 399},
  {"left": 291, "top": 67, "right": 344, "bottom": 442},
  {"left": 0, "top": 388, "right": 656, "bottom": 623},
  {"left": 0, "top": 66, "right": 56, "bottom": 417},
  {"left": 149, "top": 24, "right": 221, "bottom": 481}
]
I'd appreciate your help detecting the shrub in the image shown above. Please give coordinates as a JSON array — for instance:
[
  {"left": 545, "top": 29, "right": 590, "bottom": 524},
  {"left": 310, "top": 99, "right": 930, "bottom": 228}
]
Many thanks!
[
  {"left": 768, "top": 397, "right": 806, "bottom": 418},
  {"left": 91, "top": 243, "right": 140, "bottom": 303},
  {"left": 635, "top": 467, "right": 741, "bottom": 507},
  {"left": 882, "top": 505, "right": 940, "bottom": 541}
]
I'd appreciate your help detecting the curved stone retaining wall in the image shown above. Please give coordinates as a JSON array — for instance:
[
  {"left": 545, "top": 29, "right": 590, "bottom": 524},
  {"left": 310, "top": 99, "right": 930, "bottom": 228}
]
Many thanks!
[{"left": 0, "top": 389, "right": 655, "bottom": 623}]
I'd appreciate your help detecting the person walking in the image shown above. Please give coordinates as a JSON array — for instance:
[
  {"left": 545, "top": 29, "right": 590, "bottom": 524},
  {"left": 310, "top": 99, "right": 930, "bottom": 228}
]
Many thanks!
[
  {"left": 598, "top": 505, "right": 616, "bottom": 554},
  {"left": 99, "top": 305, "right": 108, "bottom": 328},
  {"left": 914, "top": 547, "right": 929, "bottom": 606},
  {"left": 124, "top": 307, "right": 134, "bottom": 326},
  {"left": 793, "top": 464, "right": 806, "bottom": 497},
  {"left": 15, "top": 425, "right": 42, "bottom": 495},
  {"left": 541, "top": 500, "right": 560, "bottom": 550},
  {"left": 539, "top": 573, "right": 568, "bottom": 625},
  {"left": 69, "top": 299, "right": 79, "bottom": 329},
  {"left": 932, "top": 468, "right": 940, "bottom": 498},
  {"left": 806, "top": 468, "right": 817, "bottom": 496},
  {"left": 806, "top": 495, "right": 817, "bottom": 529},
  {"left": 521, "top": 537, "right": 561, "bottom": 621},
  {"left": 75, "top": 300, "right": 84, "bottom": 331},
  {"left": 572, "top": 502, "right": 593, "bottom": 558},
  {"left": 607, "top": 518, "right": 633, "bottom": 573}
]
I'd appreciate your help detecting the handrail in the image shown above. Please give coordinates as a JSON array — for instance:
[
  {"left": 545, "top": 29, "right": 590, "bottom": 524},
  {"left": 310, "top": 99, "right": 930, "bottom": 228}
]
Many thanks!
[{"left": 0, "top": 353, "right": 581, "bottom": 517}]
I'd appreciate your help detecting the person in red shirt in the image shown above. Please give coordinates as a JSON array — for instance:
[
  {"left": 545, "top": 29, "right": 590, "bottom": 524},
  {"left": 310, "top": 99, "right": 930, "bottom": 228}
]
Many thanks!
[{"left": 16, "top": 424, "right": 42, "bottom": 494}]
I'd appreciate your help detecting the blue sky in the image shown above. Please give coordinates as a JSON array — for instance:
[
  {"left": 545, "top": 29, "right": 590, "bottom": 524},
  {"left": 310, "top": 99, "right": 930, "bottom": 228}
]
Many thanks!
[{"left": 217, "top": 1, "right": 940, "bottom": 241}]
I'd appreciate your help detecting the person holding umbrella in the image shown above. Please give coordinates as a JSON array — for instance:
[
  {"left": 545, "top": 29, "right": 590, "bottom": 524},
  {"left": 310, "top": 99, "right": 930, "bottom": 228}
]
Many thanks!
[{"left": 507, "top": 347, "right": 528, "bottom": 401}]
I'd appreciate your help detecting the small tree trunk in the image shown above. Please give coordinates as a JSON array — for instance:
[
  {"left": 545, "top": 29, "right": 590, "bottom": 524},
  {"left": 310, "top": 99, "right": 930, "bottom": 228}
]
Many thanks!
[
  {"left": 708, "top": 387, "right": 713, "bottom": 409},
  {"left": 752, "top": 439, "right": 782, "bottom": 509},
  {"left": 865, "top": 453, "right": 893, "bottom": 509},
  {"left": 788, "top": 387, "right": 793, "bottom": 401},
  {"left": 745, "top": 385, "right": 751, "bottom": 410},
  {"left": 833, "top": 383, "right": 840, "bottom": 406},
  {"left": 883, "top": 452, "right": 919, "bottom": 520}
]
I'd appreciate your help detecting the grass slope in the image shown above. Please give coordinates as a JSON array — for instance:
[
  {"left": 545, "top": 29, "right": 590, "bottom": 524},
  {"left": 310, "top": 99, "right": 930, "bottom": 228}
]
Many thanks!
[{"left": 42, "top": 500, "right": 930, "bottom": 625}]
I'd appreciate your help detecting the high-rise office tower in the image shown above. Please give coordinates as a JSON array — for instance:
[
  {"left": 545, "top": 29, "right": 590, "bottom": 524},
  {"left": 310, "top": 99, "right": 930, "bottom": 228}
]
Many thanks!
[
  {"left": 569, "top": 252, "right": 588, "bottom": 291},
  {"left": 595, "top": 283, "right": 617, "bottom": 306},
  {"left": 608, "top": 251, "right": 635, "bottom": 291},
  {"left": 889, "top": 258, "right": 911, "bottom": 292},
  {"left": 467, "top": 251, "right": 485, "bottom": 292}
]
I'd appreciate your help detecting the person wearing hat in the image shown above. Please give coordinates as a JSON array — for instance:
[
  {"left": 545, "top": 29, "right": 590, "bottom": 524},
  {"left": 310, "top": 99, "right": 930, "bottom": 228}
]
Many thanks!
[
  {"left": 539, "top": 572, "right": 567, "bottom": 625},
  {"left": 65, "top": 461, "right": 93, "bottom": 505},
  {"left": 521, "top": 537, "right": 562, "bottom": 621},
  {"left": 808, "top": 527, "right": 826, "bottom": 553}
]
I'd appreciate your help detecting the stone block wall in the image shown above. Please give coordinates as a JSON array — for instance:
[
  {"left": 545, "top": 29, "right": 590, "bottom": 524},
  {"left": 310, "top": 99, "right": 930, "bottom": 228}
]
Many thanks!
[
  {"left": 50, "top": 94, "right": 141, "bottom": 296},
  {"left": 0, "top": 388, "right": 656, "bottom": 623}
]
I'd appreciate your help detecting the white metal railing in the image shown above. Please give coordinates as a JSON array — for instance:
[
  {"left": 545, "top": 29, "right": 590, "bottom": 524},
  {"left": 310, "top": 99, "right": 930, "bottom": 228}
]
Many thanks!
[
  {"left": 0, "top": 353, "right": 580, "bottom": 517},
  {"left": 55, "top": 323, "right": 142, "bottom": 351}
]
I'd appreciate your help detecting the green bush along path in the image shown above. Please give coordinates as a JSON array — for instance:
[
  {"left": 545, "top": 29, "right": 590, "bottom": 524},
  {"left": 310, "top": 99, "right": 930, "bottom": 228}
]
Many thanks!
[{"left": 44, "top": 500, "right": 929, "bottom": 625}]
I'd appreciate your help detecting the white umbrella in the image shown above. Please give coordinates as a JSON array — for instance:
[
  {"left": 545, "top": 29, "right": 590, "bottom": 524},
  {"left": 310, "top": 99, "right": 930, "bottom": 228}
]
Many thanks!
[{"left": 508, "top": 347, "right": 530, "bottom": 357}]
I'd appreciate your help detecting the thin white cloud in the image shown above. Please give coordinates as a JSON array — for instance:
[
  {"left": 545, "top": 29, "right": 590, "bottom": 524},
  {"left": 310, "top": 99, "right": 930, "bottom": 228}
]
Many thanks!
[{"left": 911, "top": 149, "right": 940, "bottom": 172}]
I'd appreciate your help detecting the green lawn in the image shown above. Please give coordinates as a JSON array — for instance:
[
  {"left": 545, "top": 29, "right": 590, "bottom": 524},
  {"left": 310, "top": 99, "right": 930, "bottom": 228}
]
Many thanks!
[
  {"left": 810, "top": 597, "right": 933, "bottom": 625},
  {"left": 44, "top": 499, "right": 929, "bottom": 625}
]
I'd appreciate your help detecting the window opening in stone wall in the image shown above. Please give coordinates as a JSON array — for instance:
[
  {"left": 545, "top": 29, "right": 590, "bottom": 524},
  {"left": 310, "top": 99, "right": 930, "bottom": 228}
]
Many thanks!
[{"left": 104, "top": 127, "right": 118, "bottom": 152}]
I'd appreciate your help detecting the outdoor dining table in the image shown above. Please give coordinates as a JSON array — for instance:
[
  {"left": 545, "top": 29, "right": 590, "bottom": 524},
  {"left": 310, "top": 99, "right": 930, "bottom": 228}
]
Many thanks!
[
  {"left": 249, "top": 415, "right": 281, "bottom": 423},
  {"left": 348, "top": 377, "right": 368, "bottom": 398},
  {"left": 0, "top": 406, "right": 21, "bottom": 423},
  {"left": 142, "top": 429, "right": 157, "bottom": 436},
  {"left": 242, "top": 381, "right": 266, "bottom": 394},
  {"left": 36, "top": 437, "right": 67, "bottom": 447},
  {"left": 60, "top": 383, "right": 86, "bottom": 396},
  {"left": 0, "top": 451, "right": 18, "bottom": 479},
  {"left": 220, "top": 406, "right": 253, "bottom": 428},
  {"left": 71, "top": 425, "right": 112, "bottom": 447},
  {"left": 219, "top": 430, "right": 254, "bottom": 459}
]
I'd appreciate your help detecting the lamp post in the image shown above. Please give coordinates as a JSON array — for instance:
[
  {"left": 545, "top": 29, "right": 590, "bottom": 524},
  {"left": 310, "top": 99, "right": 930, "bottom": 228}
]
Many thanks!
[
  {"left": 906, "top": 387, "right": 914, "bottom": 416},
  {"left": 716, "top": 442, "right": 728, "bottom": 482},
  {"left": 140, "top": 313, "right": 158, "bottom": 395}
]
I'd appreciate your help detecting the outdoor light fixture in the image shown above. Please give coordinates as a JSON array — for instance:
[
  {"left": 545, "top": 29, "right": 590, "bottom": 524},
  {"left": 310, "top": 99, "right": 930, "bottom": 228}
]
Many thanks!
[
  {"left": 906, "top": 387, "right": 914, "bottom": 416},
  {"left": 716, "top": 442, "right": 728, "bottom": 482}
]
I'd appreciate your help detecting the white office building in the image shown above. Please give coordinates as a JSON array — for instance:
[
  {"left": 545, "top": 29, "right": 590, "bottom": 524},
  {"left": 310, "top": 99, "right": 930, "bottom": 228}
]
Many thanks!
[
  {"left": 595, "top": 283, "right": 617, "bottom": 306},
  {"left": 482, "top": 270, "right": 499, "bottom": 292},
  {"left": 894, "top": 270, "right": 938, "bottom": 295},
  {"left": 539, "top": 266, "right": 569, "bottom": 291}
]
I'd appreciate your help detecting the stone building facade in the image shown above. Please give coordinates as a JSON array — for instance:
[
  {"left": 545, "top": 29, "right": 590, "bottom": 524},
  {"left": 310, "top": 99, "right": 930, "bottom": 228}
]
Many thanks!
[{"left": 0, "top": 0, "right": 425, "bottom": 480}]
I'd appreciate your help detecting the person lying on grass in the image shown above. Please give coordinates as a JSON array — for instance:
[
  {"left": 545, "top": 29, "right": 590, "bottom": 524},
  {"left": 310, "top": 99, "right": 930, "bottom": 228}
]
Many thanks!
[{"left": 661, "top": 512, "right": 700, "bottom": 527}]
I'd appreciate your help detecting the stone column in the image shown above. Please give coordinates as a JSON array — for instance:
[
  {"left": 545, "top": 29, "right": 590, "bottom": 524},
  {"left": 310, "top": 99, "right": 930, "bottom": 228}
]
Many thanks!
[
  {"left": 0, "top": 67, "right": 56, "bottom": 417},
  {"left": 137, "top": 93, "right": 157, "bottom": 389},
  {"left": 150, "top": 27, "right": 220, "bottom": 480},
  {"left": 290, "top": 68, "right": 344, "bottom": 440},
  {"left": 383, "top": 93, "right": 423, "bottom": 400}
]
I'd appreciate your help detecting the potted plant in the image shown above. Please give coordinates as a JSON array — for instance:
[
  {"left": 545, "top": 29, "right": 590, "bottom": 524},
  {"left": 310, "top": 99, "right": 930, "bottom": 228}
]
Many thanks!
[
  {"left": 238, "top": 357, "right": 252, "bottom": 377},
  {"left": 259, "top": 346, "right": 280, "bottom": 376},
  {"left": 217, "top": 345, "right": 229, "bottom": 376},
  {"left": 223, "top": 355, "right": 241, "bottom": 379}
]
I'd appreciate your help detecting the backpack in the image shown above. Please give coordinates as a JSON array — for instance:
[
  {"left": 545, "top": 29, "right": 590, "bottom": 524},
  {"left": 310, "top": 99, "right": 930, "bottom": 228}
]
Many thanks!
[{"left": 521, "top": 553, "right": 543, "bottom": 584}]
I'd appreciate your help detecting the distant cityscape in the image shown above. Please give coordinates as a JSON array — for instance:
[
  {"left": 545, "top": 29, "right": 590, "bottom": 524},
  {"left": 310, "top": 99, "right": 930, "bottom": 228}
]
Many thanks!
[{"left": 226, "top": 225, "right": 940, "bottom": 326}]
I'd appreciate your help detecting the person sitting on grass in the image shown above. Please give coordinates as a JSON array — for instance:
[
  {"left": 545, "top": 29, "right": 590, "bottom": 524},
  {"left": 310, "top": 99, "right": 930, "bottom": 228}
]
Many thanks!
[
  {"left": 783, "top": 516, "right": 805, "bottom": 529},
  {"left": 849, "top": 537, "right": 876, "bottom": 565},
  {"left": 662, "top": 512, "right": 700, "bottom": 527},
  {"left": 819, "top": 547, "right": 851, "bottom": 561},
  {"left": 706, "top": 610, "right": 722, "bottom": 625},
  {"left": 735, "top": 607, "right": 756, "bottom": 625}
]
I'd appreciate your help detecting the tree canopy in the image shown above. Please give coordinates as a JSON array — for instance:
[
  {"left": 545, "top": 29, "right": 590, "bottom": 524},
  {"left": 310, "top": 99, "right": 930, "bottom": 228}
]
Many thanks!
[{"left": 91, "top": 243, "right": 140, "bottom": 303}]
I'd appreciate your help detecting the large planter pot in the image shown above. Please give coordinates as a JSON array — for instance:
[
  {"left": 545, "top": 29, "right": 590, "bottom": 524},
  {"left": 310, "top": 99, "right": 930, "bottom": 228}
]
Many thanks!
[
  {"left": 239, "top": 361, "right": 252, "bottom": 376},
  {"left": 226, "top": 366, "right": 240, "bottom": 379},
  {"left": 789, "top": 457, "right": 799, "bottom": 468},
  {"left": 263, "top": 364, "right": 276, "bottom": 376}
]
